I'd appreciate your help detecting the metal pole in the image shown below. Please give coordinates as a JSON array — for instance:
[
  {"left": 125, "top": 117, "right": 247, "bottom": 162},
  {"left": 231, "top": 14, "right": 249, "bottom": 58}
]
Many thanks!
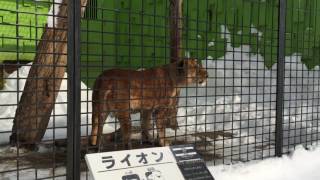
[
  {"left": 275, "top": 0, "right": 286, "bottom": 157},
  {"left": 67, "top": 0, "right": 81, "bottom": 178}
]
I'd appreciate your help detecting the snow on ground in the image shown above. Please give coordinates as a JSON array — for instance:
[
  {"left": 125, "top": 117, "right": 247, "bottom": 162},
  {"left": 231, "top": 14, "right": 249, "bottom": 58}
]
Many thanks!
[
  {"left": 1, "top": 144, "right": 319, "bottom": 180},
  {"left": 209, "top": 145, "right": 320, "bottom": 180}
]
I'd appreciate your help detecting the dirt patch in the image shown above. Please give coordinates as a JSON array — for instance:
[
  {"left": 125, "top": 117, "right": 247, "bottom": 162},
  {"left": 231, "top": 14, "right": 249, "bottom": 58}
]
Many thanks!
[{"left": 193, "top": 131, "right": 234, "bottom": 141}]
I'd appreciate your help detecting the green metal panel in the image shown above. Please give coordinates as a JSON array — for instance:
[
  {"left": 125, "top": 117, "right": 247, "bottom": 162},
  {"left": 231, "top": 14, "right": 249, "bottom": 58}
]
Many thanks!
[
  {"left": 0, "top": 0, "right": 50, "bottom": 62},
  {"left": 80, "top": 0, "right": 169, "bottom": 87},
  {"left": 1, "top": 0, "right": 320, "bottom": 86}
]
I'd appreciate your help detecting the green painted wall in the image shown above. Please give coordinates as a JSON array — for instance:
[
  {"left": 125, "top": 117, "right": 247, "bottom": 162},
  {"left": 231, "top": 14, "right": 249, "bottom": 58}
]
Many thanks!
[
  {"left": 80, "top": 0, "right": 170, "bottom": 86},
  {"left": 1, "top": 0, "right": 320, "bottom": 87},
  {"left": 0, "top": 0, "right": 50, "bottom": 61},
  {"left": 80, "top": 0, "right": 320, "bottom": 86}
]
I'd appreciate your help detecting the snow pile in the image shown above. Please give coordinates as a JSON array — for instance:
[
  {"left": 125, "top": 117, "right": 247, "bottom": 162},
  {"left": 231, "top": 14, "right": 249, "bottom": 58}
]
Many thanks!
[
  {"left": 209, "top": 145, "right": 320, "bottom": 180},
  {"left": 172, "top": 26, "right": 320, "bottom": 161},
  {"left": 0, "top": 64, "right": 117, "bottom": 144}
]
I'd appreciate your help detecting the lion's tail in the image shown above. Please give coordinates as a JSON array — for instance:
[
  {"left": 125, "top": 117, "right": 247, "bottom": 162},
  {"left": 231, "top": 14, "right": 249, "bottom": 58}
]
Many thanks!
[
  {"left": 90, "top": 86, "right": 110, "bottom": 147},
  {"left": 90, "top": 99, "right": 100, "bottom": 146}
]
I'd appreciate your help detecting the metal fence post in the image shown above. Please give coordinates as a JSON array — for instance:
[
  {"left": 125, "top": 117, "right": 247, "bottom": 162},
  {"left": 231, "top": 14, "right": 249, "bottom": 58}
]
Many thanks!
[
  {"left": 67, "top": 0, "right": 81, "bottom": 178},
  {"left": 275, "top": 0, "right": 287, "bottom": 157}
]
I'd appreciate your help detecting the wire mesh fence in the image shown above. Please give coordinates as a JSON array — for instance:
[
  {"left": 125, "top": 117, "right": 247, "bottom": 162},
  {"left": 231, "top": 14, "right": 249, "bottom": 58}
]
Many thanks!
[
  {"left": 0, "top": 0, "right": 319, "bottom": 179},
  {"left": 0, "top": 0, "right": 72, "bottom": 178}
]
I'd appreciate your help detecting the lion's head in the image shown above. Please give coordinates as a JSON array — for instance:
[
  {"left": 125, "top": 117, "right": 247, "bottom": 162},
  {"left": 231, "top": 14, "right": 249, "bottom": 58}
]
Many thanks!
[{"left": 176, "top": 58, "right": 208, "bottom": 86}]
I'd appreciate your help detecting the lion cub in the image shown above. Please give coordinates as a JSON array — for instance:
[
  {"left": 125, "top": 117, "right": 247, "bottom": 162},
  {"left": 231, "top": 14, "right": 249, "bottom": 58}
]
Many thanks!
[{"left": 90, "top": 59, "right": 208, "bottom": 149}]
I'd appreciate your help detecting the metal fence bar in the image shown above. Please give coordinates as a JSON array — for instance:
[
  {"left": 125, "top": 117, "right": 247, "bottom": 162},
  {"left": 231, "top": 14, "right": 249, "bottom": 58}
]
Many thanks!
[
  {"left": 67, "top": 0, "right": 81, "bottom": 178},
  {"left": 275, "top": 0, "right": 287, "bottom": 157}
]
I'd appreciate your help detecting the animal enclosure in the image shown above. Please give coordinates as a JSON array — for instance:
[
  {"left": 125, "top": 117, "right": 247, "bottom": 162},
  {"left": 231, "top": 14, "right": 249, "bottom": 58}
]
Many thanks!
[{"left": 0, "top": 0, "right": 320, "bottom": 179}]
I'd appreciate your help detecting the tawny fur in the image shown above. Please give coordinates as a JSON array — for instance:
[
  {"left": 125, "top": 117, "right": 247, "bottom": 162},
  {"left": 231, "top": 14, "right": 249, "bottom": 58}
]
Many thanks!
[{"left": 90, "top": 59, "right": 208, "bottom": 148}]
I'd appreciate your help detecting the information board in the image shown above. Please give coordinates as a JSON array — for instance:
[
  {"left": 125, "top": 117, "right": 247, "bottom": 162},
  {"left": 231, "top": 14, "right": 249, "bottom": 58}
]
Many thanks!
[{"left": 85, "top": 144, "right": 214, "bottom": 180}]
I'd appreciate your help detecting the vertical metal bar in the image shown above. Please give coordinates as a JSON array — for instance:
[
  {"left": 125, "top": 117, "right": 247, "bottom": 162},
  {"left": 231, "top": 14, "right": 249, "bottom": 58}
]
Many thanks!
[
  {"left": 67, "top": 0, "right": 81, "bottom": 178},
  {"left": 275, "top": 0, "right": 286, "bottom": 157}
]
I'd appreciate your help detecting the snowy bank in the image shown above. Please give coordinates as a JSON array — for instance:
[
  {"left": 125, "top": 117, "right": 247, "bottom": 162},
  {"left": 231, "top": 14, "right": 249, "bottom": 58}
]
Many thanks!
[
  {"left": 209, "top": 145, "right": 320, "bottom": 180},
  {"left": 0, "top": 64, "right": 117, "bottom": 144}
]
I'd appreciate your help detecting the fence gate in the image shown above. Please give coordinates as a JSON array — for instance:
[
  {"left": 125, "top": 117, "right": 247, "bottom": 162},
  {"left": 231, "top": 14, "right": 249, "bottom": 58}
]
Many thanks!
[{"left": 0, "top": 0, "right": 320, "bottom": 179}]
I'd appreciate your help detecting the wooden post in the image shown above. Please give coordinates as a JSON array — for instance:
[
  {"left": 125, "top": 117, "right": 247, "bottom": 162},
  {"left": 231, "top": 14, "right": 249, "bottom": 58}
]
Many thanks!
[
  {"left": 169, "top": 0, "right": 183, "bottom": 138},
  {"left": 169, "top": 0, "right": 183, "bottom": 63},
  {"left": 10, "top": 0, "right": 87, "bottom": 148}
]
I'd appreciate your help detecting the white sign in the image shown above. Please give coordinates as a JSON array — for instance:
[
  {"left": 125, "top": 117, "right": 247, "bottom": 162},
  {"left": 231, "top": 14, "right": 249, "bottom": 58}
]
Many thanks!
[{"left": 85, "top": 147, "right": 185, "bottom": 180}]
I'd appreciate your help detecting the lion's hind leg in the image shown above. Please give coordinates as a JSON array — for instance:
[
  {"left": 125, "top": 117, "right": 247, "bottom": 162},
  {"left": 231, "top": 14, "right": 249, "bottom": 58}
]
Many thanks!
[
  {"left": 117, "top": 111, "right": 132, "bottom": 149},
  {"left": 155, "top": 110, "right": 171, "bottom": 146}
]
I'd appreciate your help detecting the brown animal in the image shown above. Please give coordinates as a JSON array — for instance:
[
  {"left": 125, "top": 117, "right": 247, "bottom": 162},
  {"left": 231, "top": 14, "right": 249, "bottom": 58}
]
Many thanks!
[{"left": 90, "top": 59, "right": 208, "bottom": 148}]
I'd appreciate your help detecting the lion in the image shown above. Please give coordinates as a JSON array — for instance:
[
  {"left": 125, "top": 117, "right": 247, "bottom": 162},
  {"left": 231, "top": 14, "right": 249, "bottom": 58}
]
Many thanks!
[{"left": 90, "top": 59, "right": 208, "bottom": 149}]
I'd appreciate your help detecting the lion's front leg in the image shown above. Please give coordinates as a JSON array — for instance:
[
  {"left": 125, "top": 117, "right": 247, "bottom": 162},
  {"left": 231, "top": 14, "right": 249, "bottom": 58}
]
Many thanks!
[
  {"left": 141, "top": 110, "right": 153, "bottom": 143},
  {"left": 155, "top": 110, "right": 170, "bottom": 146},
  {"left": 118, "top": 112, "right": 132, "bottom": 149}
]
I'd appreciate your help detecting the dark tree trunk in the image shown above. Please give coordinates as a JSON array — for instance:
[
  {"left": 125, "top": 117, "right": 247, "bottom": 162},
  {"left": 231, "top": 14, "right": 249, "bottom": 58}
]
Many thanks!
[
  {"left": 169, "top": 0, "right": 183, "bottom": 63},
  {"left": 10, "top": 0, "right": 87, "bottom": 149},
  {"left": 169, "top": 0, "right": 183, "bottom": 133}
]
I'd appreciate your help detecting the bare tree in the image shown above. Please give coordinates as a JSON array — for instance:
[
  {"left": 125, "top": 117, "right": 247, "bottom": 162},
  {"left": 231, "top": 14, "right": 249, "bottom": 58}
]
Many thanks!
[
  {"left": 168, "top": 0, "right": 183, "bottom": 131},
  {"left": 10, "top": 0, "right": 87, "bottom": 149},
  {"left": 169, "top": 0, "right": 183, "bottom": 63}
]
